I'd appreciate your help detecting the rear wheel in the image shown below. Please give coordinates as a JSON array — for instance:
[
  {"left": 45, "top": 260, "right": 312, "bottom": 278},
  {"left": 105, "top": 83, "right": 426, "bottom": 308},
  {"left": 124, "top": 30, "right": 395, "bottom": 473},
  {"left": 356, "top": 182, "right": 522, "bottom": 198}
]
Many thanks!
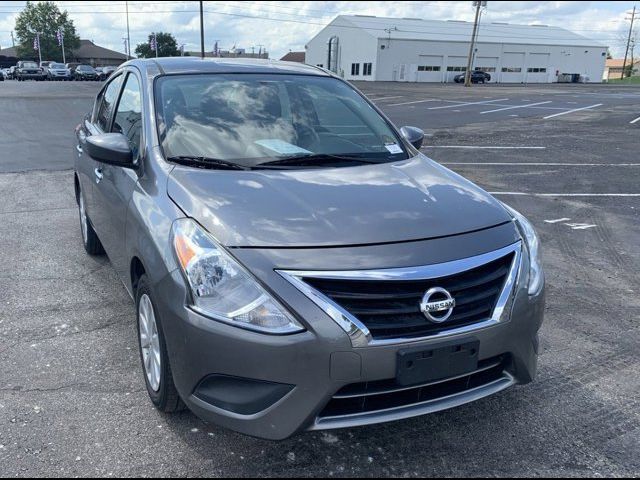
[
  {"left": 135, "top": 275, "right": 184, "bottom": 413},
  {"left": 77, "top": 187, "right": 104, "bottom": 255}
]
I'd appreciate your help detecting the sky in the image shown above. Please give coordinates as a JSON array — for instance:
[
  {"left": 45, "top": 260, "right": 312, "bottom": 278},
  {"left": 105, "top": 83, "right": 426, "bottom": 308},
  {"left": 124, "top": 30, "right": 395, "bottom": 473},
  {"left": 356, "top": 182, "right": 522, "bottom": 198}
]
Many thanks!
[{"left": 0, "top": 1, "right": 637, "bottom": 60}]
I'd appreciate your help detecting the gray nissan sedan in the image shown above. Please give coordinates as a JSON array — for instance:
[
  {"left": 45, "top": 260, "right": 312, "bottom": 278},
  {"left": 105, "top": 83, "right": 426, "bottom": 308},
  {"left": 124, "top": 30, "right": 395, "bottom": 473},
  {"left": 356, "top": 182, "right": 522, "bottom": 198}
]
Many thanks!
[{"left": 73, "top": 57, "right": 544, "bottom": 440}]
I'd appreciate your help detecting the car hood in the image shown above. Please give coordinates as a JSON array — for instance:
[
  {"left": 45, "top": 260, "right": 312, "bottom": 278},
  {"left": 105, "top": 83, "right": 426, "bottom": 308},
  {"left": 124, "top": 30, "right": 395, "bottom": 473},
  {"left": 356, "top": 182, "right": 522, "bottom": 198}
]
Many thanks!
[{"left": 167, "top": 155, "right": 512, "bottom": 248}]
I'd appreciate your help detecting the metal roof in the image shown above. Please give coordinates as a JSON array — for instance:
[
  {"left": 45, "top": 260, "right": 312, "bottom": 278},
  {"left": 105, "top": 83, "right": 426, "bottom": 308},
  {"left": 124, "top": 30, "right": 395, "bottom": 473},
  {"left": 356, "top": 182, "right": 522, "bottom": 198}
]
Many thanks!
[{"left": 333, "top": 15, "right": 607, "bottom": 48}]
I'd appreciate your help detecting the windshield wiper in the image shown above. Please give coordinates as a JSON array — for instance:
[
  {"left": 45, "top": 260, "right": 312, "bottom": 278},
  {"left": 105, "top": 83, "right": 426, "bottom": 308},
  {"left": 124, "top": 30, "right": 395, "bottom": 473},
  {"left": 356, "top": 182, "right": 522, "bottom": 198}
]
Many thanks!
[
  {"left": 167, "top": 155, "right": 250, "bottom": 171},
  {"left": 256, "top": 153, "right": 379, "bottom": 169}
]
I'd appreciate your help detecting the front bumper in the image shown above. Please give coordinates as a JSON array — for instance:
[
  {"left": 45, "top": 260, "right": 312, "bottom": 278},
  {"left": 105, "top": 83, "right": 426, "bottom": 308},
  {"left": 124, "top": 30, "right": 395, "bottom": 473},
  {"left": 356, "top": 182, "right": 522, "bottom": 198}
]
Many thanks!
[
  {"left": 18, "top": 72, "right": 45, "bottom": 79},
  {"left": 153, "top": 232, "right": 544, "bottom": 440},
  {"left": 49, "top": 71, "right": 71, "bottom": 79}
]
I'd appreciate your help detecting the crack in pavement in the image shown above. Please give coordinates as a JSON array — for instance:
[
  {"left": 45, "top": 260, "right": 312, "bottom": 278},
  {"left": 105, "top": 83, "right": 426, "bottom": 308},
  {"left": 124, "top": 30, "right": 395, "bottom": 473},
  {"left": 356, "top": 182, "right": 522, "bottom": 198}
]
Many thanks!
[{"left": 0, "top": 314, "right": 133, "bottom": 349}]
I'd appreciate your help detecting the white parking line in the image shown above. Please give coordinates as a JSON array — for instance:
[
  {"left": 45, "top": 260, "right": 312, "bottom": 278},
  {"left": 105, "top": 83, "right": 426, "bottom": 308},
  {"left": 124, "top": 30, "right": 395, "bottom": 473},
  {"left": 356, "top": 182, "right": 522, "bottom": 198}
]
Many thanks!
[
  {"left": 440, "top": 162, "right": 640, "bottom": 166},
  {"left": 490, "top": 192, "right": 640, "bottom": 197},
  {"left": 480, "top": 101, "right": 552, "bottom": 114},
  {"left": 423, "top": 146, "right": 546, "bottom": 150},
  {"left": 630, "top": 115, "right": 640, "bottom": 124},
  {"left": 428, "top": 98, "right": 509, "bottom": 110},
  {"left": 544, "top": 218, "right": 571, "bottom": 224},
  {"left": 433, "top": 99, "right": 566, "bottom": 110},
  {"left": 543, "top": 104, "right": 603, "bottom": 119},
  {"left": 387, "top": 99, "right": 438, "bottom": 107},
  {"left": 369, "top": 96, "right": 404, "bottom": 101}
]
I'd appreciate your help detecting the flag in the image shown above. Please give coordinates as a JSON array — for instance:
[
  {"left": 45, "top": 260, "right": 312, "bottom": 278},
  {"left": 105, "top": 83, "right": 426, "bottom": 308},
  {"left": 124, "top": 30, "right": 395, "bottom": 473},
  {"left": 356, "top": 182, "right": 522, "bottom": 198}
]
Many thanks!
[
  {"left": 56, "top": 29, "right": 64, "bottom": 46},
  {"left": 149, "top": 34, "right": 156, "bottom": 52},
  {"left": 33, "top": 34, "right": 39, "bottom": 51}
]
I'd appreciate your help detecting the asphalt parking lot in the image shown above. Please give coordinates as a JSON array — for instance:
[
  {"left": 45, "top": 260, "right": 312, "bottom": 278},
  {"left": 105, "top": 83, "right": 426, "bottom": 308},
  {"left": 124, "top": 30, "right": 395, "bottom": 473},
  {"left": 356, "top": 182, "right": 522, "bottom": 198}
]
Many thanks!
[{"left": 1, "top": 79, "right": 639, "bottom": 477}]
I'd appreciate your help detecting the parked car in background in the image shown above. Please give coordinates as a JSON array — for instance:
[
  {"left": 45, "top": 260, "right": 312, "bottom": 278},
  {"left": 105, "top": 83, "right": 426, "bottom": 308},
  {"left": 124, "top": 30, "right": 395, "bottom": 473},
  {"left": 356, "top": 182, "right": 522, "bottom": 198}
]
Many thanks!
[
  {"left": 40, "top": 61, "right": 54, "bottom": 75},
  {"left": 16, "top": 61, "right": 46, "bottom": 81},
  {"left": 99, "top": 66, "right": 116, "bottom": 80},
  {"left": 73, "top": 58, "right": 545, "bottom": 440},
  {"left": 74, "top": 64, "right": 99, "bottom": 81},
  {"left": 0, "top": 70, "right": 4, "bottom": 81},
  {"left": 47, "top": 62, "right": 72, "bottom": 81},
  {"left": 454, "top": 71, "right": 491, "bottom": 84},
  {"left": 65, "top": 62, "right": 80, "bottom": 76}
]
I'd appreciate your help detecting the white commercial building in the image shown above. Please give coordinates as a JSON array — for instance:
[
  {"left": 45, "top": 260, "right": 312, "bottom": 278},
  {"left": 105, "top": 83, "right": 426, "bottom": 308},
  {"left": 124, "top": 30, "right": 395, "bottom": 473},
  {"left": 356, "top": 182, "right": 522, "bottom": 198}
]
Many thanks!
[{"left": 305, "top": 15, "right": 608, "bottom": 83}]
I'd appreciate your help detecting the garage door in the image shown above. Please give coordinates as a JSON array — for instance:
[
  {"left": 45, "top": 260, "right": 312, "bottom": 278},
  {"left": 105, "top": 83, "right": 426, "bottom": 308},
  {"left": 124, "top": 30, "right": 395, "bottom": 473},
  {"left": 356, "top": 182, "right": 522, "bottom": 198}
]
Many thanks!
[
  {"left": 475, "top": 56, "right": 498, "bottom": 83},
  {"left": 526, "top": 53, "right": 550, "bottom": 83},
  {"left": 500, "top": 52, "right": 525, "bottom": 83},
  {"left": 416, "top": 55, "right": 443, "bottom": 82}
]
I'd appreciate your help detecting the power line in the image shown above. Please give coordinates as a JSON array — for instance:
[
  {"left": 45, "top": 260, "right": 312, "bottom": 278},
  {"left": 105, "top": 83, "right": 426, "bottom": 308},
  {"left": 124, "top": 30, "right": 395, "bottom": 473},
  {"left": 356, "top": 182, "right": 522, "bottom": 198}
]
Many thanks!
[{"left": 0, "top": 3, "right": 625, "bottom": 46}]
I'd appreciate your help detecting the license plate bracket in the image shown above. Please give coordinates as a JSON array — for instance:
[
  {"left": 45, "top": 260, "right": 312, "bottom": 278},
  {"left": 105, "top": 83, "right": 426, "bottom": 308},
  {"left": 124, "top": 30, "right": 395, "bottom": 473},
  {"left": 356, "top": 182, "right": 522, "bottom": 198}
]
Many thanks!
[{"left": 396, "top": 339, "right": 480, "bottom": 387}]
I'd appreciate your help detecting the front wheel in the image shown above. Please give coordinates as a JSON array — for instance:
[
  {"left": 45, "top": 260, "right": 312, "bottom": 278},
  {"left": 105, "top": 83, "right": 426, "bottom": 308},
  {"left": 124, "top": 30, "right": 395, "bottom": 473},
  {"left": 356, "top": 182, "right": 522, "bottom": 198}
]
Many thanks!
[{"left": 136, "top": 275, "right": 184, "bottom": 413}]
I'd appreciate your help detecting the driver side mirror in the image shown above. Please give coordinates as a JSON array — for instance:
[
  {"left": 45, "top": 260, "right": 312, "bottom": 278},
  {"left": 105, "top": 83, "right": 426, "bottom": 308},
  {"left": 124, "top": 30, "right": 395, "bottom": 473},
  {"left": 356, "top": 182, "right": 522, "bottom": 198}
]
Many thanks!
[
  {"left": 86, "top": 133, "right": 135, "bottom": 167},
  {"left": 400, "top": 126, "right": 425, "bottom": 150}
]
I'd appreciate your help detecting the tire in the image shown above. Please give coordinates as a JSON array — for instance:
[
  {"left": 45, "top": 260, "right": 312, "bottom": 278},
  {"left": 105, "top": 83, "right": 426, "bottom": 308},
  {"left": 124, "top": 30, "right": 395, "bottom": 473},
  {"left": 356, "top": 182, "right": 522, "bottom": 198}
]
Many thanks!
[
  {"left": 135, "top": 275, "right": 184, "bottom": 413},
  {"left": 77, "top": 187, "right": 104, "bottom": 255}
]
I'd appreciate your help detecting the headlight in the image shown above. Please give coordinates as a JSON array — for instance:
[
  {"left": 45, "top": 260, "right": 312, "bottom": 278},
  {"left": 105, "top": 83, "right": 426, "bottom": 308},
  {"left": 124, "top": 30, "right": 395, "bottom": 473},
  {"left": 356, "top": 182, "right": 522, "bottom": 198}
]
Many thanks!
[
  {"left": 501, "top": 203, "right": 544, "bottom": 295},
  {"left": 171, "top": 218, "right": 304, "bottom": 334}
]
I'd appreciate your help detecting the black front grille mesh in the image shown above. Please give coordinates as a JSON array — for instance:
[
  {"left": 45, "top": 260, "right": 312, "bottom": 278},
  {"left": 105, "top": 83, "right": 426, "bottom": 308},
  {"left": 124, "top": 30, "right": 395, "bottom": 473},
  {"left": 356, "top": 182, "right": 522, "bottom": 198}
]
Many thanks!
[{"left": 304, "top": 253, "right": 514, "bottom": 340}]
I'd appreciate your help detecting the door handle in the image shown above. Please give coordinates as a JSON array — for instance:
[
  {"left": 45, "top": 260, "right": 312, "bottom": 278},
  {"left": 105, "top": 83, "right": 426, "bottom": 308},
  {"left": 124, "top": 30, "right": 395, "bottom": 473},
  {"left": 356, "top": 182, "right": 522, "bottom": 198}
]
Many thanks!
[
  {"left": 76, "top": 144, "right": 83, "bottom": 155},
  {"left": 94, "top": 167, "right": 103, "bottom": 183}
]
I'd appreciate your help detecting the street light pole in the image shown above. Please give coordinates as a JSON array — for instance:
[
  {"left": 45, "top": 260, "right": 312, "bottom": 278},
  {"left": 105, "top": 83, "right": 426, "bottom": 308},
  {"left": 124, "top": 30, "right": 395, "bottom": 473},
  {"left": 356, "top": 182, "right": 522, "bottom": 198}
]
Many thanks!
[
  {"left": 61, "top": 31, "right": 66, "bottom": 64},
  {"left": 200, "top": 0, "right": 205, "bottom": 59},
  {"left": 464, "top": 1, "right": 484, "bottom": 87},
  {"left": 126, "top": 0, "right": 131, "bottom": 58}
]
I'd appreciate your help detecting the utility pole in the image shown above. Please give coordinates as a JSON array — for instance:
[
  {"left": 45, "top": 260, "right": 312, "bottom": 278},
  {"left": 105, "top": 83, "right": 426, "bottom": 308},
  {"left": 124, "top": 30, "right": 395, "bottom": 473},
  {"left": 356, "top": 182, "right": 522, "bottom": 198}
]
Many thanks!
[
  {"left": 10, "top": 31, "right": 15, "bottom": 47},
  {"left": 622, "top": 5, "right": 636, "bottom": 80},
  {"left": 464, "top": 1, "right": 485, "bottom": 87},
  {"left": 199, "top": 0, "right": 205, "bottom": 59},
  {"left": 125, "top": 0, "right": 131, "bottom": 58}
]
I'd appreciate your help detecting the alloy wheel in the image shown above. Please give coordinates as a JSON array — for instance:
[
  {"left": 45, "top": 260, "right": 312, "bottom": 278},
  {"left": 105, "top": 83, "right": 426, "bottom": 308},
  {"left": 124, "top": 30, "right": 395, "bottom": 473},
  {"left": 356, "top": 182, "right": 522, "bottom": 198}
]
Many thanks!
[{"left": 138, "top": 294, "right": 161, "bottom": 392}]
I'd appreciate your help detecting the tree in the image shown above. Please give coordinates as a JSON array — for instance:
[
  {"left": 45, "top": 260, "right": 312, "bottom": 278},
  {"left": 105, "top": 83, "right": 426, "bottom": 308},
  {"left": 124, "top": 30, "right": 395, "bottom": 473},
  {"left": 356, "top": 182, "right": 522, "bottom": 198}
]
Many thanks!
[
  {"left": 135, "top": 32, "right": 180, "bottom": 58},
  {"left": 14, "top": 1, "right": 80, "bottom": 62}
]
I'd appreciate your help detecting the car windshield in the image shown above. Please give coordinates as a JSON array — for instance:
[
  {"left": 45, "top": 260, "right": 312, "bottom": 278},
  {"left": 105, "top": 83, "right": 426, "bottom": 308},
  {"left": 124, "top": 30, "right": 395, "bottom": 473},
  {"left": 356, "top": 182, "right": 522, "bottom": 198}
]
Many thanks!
[
  {"left": 78, "top": 66, "right": 92, "bottom": 71},
  {"left": 155, "top": 73, "right": 408, "bottom": 168},
  {"left": 23, "top": 62, "right": 38, "bottom": 68},
  {"left": 51, "top": 63, "right": 65, "bottom": 69}
]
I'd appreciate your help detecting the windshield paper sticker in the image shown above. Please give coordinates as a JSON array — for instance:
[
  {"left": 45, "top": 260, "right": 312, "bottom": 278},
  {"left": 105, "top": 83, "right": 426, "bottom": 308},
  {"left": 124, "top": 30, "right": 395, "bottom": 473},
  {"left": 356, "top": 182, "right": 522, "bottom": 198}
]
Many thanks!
[
  {"left": 385, "top": 143, "right": 403, "bottom": 154},
  {"left": 255, "top": 139, "right": 312, "bottom": 155}
]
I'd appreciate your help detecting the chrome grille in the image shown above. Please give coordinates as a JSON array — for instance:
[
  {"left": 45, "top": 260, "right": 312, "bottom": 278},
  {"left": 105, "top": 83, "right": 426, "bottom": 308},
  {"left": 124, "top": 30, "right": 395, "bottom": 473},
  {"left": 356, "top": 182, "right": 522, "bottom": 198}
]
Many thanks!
[{"left": 303, "top": 253, "right": 513, "bottom": 340}]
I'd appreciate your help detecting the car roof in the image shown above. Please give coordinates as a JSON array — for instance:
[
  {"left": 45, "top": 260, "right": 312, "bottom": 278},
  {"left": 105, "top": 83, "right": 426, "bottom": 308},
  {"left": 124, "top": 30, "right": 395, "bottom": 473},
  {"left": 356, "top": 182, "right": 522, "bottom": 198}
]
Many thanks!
[{"left": 122, "top": 56, "right": 330, "bottom": 78}]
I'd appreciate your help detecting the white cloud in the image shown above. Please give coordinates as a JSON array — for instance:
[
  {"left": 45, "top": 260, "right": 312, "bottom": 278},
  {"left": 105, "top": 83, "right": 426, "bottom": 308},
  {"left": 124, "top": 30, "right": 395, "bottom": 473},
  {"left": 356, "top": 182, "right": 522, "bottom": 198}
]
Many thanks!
[{"left": 0, "top": 1, "right": 635, "bottom": 58}]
